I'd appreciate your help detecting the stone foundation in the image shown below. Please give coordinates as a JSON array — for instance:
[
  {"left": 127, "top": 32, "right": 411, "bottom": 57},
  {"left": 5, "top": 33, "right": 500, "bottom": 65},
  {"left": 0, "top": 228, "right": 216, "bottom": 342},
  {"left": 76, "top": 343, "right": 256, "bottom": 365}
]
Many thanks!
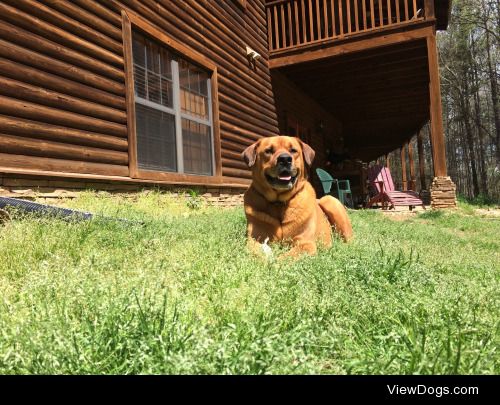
[
  {"left": 0, "top": 175, "right": 246, "bottom": 207},
  {"left": 430, "top": 176, "right": 457, "bottom": 209}
]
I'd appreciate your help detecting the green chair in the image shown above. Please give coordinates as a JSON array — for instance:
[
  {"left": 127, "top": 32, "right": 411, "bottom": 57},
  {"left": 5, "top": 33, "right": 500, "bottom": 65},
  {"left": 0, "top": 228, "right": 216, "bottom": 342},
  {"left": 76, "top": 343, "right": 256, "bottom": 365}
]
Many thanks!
[{"left": 316, "top": 168, "right": 354, "bottom": 208}]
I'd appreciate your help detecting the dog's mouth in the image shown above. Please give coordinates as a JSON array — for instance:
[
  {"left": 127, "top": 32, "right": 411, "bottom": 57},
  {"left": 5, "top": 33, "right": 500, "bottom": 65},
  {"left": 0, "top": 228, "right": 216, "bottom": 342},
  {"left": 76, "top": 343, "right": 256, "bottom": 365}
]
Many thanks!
[{"left": 265, "top": 169, "right": 298, "bottom": 190}]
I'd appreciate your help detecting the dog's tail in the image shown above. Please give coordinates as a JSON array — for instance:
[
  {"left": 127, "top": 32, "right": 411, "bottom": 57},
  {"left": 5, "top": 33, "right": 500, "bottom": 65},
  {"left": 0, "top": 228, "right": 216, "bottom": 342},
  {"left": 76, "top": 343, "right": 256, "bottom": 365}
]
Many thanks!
[{"left": 318, "top": 196, "right": 353, "bottom": 242}]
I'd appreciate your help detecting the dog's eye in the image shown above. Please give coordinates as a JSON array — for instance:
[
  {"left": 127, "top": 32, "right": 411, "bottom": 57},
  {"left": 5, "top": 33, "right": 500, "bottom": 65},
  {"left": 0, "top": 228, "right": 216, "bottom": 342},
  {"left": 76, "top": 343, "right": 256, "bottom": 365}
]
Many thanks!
[
  {"left": 264, "top": 148, "right": 274, "bottom": 155},
  {"left": 290, "top": 148, "right": 298, "bottom": 154}
]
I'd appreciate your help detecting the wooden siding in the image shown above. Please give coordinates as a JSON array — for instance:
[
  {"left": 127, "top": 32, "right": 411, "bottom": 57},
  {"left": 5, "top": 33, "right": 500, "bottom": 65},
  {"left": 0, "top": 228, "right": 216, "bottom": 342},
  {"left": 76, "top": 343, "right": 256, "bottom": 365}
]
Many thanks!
[{"left": 0, "top": 0, "right": 280, "bottom": 184}]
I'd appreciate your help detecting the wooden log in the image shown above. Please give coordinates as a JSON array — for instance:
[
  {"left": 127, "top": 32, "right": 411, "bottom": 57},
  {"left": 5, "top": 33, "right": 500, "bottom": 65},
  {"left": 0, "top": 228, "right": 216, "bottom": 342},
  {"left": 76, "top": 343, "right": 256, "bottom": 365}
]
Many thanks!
[
  {"left": 0, "top": 1, "right": 123, "bottom": 67},
  {"left": 0, "top": 57, "right": 125, "bottom": 111},
  {"left": 44, "top": 0, "right": 123, "bottom": 42},
  {"left": 0, "top": 95, "right": 127, "bottom": 138},
  {"left": 0, "top": 153, "right": 129, "bottom": 177},
  {"left": 222, "top": 158, "right": 250, "bottom": 171},
  {"left": 0, "top": 133, "right": 128, "bottom": 165},
  {"left": 0, "top": 115, "right": 128, "bottom": 151},
  {"left": 221, "top": 138, "right": 250, "bottom": 154},
  {"left": 0, "top": 19, "right": 124, "bottom": 82},
  {"left": 222, "top": 167, "right": 252, "bottom": 179},
  {"left": 0, "top": 39, "right": 125, "bottom": 96},
  {"left": 10, "top": 0, "right": 123, "bottom": 54},
  {"left": 72, "top": 0, "right": 123, "bottom": 27},
  {"left": 0, "top": 76, "right": 126, "bottom": 124}
]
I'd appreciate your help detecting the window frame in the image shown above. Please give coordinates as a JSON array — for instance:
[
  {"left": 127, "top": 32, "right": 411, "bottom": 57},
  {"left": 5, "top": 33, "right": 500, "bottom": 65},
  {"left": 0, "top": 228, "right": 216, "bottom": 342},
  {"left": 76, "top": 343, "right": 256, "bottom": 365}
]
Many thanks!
[{"left": 122, "top": 10, "right": 222, "bottom": 184}]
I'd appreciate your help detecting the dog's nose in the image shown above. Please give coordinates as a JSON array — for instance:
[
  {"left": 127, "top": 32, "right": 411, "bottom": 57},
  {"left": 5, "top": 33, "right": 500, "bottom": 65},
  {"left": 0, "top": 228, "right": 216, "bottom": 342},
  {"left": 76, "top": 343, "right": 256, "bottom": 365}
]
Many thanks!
[{"left": 277, "top": 153, "right": 292, "bottom": 166}]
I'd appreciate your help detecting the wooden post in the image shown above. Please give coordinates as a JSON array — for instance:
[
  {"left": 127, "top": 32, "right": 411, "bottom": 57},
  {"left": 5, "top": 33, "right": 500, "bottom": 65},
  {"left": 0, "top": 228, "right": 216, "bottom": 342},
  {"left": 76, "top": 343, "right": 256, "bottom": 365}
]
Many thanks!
[
  {"left": 400, "top": 144, "right": 407, "bottom": 191},
  {"left": 385, "top": 153, "right": 390, "bottom": 170},
  {"left": 424, "top": 0, "right": 435, "bottom": 19},
  {"left": 417, "top": 130, "right": 427, "bottom": 190},
  {"left": 427, "top": 30, "right": 457, "bottom": 208},
  {"left": 408, "top": 140, "right": 416, "bottom": 191},
  {"left": 426, "top": 33, "right": 447, "bottom": 177}
]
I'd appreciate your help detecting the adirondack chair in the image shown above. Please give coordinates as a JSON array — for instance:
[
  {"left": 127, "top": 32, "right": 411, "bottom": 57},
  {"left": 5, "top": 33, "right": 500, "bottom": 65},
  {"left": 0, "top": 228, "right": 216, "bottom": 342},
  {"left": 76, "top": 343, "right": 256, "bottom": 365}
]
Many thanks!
[
  {"left": 366, "top": 165, "right": 425, "bottom": 210},
  {"left": 316, "top": 168, "right": 354, "bottom": 207}
]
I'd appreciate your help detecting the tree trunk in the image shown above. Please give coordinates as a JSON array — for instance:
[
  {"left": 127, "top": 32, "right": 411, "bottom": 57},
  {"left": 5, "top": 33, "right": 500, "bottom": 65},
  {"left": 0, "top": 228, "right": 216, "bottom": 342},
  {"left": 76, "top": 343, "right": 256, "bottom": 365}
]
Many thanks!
[{"left": 485, "top": 27, "right": 500, "bottom": 169}]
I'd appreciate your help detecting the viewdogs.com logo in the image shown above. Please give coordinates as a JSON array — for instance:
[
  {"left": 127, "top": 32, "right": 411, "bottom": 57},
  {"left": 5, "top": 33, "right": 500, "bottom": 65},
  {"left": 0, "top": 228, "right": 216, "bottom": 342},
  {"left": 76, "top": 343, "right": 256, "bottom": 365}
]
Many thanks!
[{"left": 387, "top": 385, "right": 479, "bottom": 398}]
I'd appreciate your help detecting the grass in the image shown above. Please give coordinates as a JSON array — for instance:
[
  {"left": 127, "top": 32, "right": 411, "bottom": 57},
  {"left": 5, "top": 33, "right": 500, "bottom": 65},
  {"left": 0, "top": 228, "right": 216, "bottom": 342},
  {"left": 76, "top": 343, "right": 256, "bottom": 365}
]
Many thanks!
[{"left": 0, "top": 191, "right": 498, "bottom": 374}]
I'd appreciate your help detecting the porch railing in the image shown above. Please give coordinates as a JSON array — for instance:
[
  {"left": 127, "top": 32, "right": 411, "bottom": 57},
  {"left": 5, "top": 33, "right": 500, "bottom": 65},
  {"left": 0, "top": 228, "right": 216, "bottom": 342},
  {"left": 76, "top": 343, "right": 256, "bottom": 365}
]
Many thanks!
[{"left": 266, "top": 0, "right": 427, "bottom": 53}]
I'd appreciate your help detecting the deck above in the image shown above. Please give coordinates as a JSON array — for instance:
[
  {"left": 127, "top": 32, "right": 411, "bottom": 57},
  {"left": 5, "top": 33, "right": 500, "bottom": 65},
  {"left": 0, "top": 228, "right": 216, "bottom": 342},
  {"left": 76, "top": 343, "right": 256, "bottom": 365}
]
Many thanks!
[{"left": 266, "top": 0, "right": 450, "bottom": 68}]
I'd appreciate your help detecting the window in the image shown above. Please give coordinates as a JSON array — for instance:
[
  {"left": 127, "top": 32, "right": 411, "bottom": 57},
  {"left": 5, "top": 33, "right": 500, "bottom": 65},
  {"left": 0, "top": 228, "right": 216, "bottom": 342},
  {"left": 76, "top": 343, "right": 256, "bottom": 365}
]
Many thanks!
[{"left": 131, "top": 30, "right": 215, "bottom": 176}]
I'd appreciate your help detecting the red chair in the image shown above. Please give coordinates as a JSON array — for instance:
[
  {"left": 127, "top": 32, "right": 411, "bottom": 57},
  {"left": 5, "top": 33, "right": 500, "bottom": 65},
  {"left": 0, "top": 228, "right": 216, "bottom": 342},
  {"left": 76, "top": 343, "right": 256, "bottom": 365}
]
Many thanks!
[{"left": 366, "top": 165, "right": 425, "bottom": 210}]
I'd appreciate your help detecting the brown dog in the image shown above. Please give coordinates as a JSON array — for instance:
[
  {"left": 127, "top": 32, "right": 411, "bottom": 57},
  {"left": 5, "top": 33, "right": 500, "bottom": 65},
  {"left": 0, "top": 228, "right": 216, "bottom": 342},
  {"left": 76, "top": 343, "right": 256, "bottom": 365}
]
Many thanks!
[{"left": 242, "top": 136, "right": 353, "bottom": 257}]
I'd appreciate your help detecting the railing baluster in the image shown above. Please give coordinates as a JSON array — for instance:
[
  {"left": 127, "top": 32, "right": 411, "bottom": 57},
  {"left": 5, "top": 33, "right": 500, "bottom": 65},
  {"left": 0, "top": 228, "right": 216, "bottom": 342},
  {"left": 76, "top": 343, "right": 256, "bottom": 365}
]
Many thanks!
[
  {"left": 354, "top": 0, "right": 359, "bottom": 32},
  {"left": 330, "top": 0, "right": 337, "bottom": 36},
  {"left": 309, "top": 0, "right": 314, "bottom": 42},
  {"left": 323, "top": 0, "right": 329, "bottom": 38},
  {"left": 316, "top": 0, "right": 321, "bottom": 40},
  {"left": 267, "top": 6, "right": 273, "bottom": 50},
  {"left": 338, "top": 0, "right": 344, "bottom": 36},
  {"left": 378, "top": 0, "right": 383, "bottom": 26},
  {"left": 370, "top": 0, "right": 375, "bottom": 28},
  {"left": 301, "top": 0, "right": 307, "bottom": 43},
  {"left": 294, "top": 0, "right": 301, "bottom": 44},
  {"left": 273, "top": 5, "right": 280, "bottom": 48},
  {"left": 281, "top": 3, "right": 286, "bottom": 47},
  {"left": 395, "top": 0, "right": 400, "bottom": 23},
  {"left": 387, "top": 0, "right": 392, "bottom": 24},
  {"left": 362, "top": 0, "right": 367, "bottom": 30},
  {"left": 288, "top": 1, "right": 293, "bottom": 46},
  {"left": 413, "top": 0, "right": 417, "bottom": 18},
  {"left": 346, "top": 0, "right": 352, "bottom": 34},
  {"left": 404, "top": 0, "right": 409, "bottom": 21}
]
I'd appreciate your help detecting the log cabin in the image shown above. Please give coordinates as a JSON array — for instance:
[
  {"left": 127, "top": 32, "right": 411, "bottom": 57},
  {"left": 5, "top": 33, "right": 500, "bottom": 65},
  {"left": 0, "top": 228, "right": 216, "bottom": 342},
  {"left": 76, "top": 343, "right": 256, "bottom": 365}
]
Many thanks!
[{"left": 0, "top": 0, "right": 456, "bottom": 208}]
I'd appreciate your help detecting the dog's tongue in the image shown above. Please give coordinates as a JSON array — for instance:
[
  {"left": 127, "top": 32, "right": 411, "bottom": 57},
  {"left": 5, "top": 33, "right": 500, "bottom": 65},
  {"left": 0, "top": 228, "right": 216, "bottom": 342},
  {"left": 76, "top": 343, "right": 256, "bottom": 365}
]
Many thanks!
[{"left": 278, "top": 175, "right": 292, "bottom": 181}]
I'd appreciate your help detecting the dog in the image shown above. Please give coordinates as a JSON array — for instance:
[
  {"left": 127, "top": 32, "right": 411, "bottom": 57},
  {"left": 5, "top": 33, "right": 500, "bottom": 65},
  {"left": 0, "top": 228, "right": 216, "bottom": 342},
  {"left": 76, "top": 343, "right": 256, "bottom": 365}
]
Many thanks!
[{"left": 242, "top": 136, "right": 353, "bottom": 257}]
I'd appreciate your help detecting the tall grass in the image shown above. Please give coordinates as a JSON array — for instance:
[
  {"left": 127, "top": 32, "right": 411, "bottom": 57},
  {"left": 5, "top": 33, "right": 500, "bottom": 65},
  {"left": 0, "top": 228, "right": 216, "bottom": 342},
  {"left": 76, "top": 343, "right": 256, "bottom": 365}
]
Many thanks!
[{"left": 0, "top": 191, "right": 498, "bottom": 374}]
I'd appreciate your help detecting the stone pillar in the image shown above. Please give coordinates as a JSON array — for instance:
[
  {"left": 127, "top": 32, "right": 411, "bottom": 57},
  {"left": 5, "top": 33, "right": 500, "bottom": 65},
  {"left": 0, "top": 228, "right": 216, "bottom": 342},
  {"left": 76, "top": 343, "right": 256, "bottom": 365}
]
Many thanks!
[{"left": 430, "top": 177, "right": 457, "bottom": 209}]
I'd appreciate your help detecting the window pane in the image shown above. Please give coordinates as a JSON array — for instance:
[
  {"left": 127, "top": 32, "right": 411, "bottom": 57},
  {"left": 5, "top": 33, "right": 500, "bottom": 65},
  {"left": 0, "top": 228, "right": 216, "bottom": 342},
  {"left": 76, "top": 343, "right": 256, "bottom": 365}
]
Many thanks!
[
  {"left": 179, "top": 60, "right": 210, "bottom": 120},
  {"left": 182, "top": 118, "right": 212, "bottom": 175},
  {"left": 136, "top": 104, "right": 177, "bottom": 172},
  {"left": 132, "top": 32, "right": 173, "bottom": 108}
]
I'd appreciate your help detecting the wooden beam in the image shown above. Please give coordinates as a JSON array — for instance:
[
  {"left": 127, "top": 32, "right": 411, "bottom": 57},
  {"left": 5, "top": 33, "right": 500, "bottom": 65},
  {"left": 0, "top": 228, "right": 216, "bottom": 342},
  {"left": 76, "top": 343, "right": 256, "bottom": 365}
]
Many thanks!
[
  {"left": 401, "top": 144, "right": 408, "bottom": 190},
  {"left": 417, "top": 129, "right": 427, "bottom": 190},
  {"left": 408, "top": 139, "right": 416, "bottom": 191},
  {"left": 426, "top": 33, "right": 447, "bottom": 177}
]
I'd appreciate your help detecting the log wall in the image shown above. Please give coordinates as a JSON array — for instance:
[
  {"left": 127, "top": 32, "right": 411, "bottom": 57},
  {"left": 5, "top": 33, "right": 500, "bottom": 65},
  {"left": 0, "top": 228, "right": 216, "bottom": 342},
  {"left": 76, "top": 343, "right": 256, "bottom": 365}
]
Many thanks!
[{"left": 0, "top": 0, "right": 281, "bottom": 185}]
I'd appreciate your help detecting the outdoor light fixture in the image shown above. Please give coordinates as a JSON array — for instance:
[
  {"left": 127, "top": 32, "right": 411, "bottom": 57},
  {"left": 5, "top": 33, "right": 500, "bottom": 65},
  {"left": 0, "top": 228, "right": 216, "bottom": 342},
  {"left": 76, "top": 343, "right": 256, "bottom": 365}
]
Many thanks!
[{"left": 246, "top": 46, "right": 261, "bottom": 60}]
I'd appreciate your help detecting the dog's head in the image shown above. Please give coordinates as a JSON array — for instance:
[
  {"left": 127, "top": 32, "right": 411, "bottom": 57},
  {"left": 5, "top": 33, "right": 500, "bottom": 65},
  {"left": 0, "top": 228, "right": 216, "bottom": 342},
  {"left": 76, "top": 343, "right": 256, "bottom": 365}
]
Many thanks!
[{"left": 242, "top": 136, "right": 315, "bottom": 198}]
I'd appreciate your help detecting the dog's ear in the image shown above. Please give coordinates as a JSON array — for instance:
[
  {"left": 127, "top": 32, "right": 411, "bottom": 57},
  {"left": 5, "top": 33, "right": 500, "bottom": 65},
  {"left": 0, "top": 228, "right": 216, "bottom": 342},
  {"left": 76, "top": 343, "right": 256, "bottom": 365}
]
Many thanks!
[
  {"left": 299, "top": 140, "right": 315, "bottom": 167},
  {"left": 242, "top": 140, "right": 260, "bottom": 168}
]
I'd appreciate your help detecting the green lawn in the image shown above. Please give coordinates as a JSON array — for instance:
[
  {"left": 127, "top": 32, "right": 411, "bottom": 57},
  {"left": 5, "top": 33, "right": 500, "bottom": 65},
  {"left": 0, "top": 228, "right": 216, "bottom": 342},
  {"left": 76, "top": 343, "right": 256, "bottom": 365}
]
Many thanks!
[{"left": 0, "top": 191, "right": 498, "bottom": 374}]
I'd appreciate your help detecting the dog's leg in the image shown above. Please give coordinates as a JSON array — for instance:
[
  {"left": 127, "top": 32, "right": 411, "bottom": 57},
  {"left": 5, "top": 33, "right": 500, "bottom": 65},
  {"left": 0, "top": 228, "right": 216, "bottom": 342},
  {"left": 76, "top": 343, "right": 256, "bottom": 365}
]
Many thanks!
[
  {"left": 283, "top": 240, "right": 317, "bottom": 258},
  {"left": 318, "top": 196, "right": 353, "bottom": 242}
]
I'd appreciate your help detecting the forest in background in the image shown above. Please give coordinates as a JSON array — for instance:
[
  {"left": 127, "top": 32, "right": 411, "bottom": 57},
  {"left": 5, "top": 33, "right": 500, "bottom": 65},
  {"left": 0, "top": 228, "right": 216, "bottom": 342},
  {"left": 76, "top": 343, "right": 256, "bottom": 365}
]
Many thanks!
[{"left": 386, "top": 0, "right": 499, "bottom": 203}]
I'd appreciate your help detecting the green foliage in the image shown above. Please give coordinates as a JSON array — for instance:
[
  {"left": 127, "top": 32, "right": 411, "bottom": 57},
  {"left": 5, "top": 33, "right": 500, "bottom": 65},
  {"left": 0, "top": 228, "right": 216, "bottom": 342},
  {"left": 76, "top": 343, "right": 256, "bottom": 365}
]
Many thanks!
[
  {"left": 186, "top": 189, "right": 204, "bottom": 210},
  {"left": 0, "top": 193, "right": 498, "bottom": 374}
]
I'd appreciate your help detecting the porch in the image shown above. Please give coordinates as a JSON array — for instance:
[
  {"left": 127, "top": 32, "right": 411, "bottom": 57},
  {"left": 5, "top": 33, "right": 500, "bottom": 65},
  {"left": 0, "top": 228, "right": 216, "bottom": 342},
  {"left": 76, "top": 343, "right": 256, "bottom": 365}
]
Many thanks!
[{"left": 266, "top": 0, "right": 456, "bottom": 208}]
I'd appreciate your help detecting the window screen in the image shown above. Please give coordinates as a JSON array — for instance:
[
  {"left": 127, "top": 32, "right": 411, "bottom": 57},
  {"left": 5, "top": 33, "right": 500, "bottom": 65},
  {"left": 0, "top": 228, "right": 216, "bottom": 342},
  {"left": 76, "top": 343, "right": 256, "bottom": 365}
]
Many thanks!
[{"left": 132, "top": 31, "right": 214, "bottom": 176}]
